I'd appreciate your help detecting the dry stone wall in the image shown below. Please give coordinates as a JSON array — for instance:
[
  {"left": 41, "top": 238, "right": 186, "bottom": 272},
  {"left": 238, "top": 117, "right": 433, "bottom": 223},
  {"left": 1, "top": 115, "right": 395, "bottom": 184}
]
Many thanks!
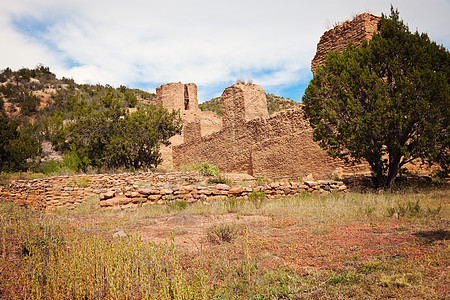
[
  {"left": 0, "top": 172, "right": 349, "bottom": 210},
  {"left": 311, "top": 13, "right": 381, "bottom": 74}
]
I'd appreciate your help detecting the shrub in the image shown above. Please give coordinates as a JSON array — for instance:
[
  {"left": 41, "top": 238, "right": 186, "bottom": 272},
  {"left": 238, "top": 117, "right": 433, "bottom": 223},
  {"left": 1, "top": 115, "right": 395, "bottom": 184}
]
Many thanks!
[
  {"left": 182, "top": 161, "right": 220, "bottom": 177},
  {"left": 207, "top": 174, "right": 232, "bottom": 185},
  {"left": 248, "top": 190, "right": 266, "bottom": 209},
  {"left": 225, "top": 196, "right": 244, "bottom": 213},
  {"left": 207, "top": 223, "right": 240, "bottom": 244},
  {"left": 169, "top": 200, "right": 187, "bottom": 211}
]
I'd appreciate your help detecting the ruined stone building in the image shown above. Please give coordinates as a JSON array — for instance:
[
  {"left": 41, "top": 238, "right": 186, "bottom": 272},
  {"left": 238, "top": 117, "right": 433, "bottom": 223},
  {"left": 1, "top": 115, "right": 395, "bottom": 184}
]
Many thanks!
[
  {"left": 158, "top": 14, "right": 382, "bottom": 178},
  {"left": 311, "top": 13, "right": 381, "bottom": 74}
]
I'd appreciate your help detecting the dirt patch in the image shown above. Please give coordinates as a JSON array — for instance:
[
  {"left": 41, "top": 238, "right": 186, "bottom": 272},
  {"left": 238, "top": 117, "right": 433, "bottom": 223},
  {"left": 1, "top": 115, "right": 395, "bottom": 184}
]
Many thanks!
[{"left": 124, "top": 213, "right": 271, "bottom": 252}]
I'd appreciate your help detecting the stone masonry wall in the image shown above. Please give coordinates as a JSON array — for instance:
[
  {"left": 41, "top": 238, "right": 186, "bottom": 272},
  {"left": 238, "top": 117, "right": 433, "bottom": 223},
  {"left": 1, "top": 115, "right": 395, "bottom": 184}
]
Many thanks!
[
  {"left": 311, "top": 13, "right": 381, "bottom": 74},
  {"left": 156, "top": 82, "right": 198, "bottom": 111},
  {"left": 0, "top": 172, "right": 349, "bottom": 210},
  {"left": 173, "top": 105, "right": 370, "bottom": 178},
  {"left": 222, "top": 83, "right": 268, "bottom": 128}
]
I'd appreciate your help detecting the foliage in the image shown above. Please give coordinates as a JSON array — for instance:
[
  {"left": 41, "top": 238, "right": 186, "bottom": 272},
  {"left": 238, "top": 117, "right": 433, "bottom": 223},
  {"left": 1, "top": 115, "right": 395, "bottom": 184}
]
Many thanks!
[
  {"left": 248, "top": 190, "right": 266, "bottom": 209},
  {"left": 169, "top": 200, "right": 187, "bottom": 211},
  {"left": 0, "top": 103, "right": 39, "bottom": 172},
  {"left": 303, "top": 7, "right": 449, "bottom": 188},
  {"left": 224, "top": 196, "right": 244, "bottom": 213},
  {"left": 182, "top": 161, "right": 220, "bottom": 177},
  {"left": 266, "top": 93, "right": 298, "bottom": 114},
  {"left": 199, "top": 94, "right": 298, "bottom": 117},
  {"left": 55, "top": 105, "right": 182, "bottom": 170},
  {"left": 199, "top": 97, "right": 222, "bottom": 116},
  {"left": 206, "top": 174, "right": 232, "bottom": 185},
  {"left": 0, "top": 66, "right": 176, "bottom": 173},
  {"left": 207, "top": 223, "right": 240, "bottom": 244}
]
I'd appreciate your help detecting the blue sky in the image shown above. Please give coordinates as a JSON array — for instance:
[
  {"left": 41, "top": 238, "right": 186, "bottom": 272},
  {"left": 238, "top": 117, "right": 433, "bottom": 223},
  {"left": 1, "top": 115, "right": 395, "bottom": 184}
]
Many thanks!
[{"left": 1, "top": 0, "right": 449, "bottom": 102}]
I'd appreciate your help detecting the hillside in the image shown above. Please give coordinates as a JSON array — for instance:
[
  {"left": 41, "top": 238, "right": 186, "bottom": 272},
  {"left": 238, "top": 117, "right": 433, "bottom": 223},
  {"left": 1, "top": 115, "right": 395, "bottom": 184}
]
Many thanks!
[
  {"left": 0, "top": 66, "right": 174, "bottom": 173},
  {"left": 199, "top": 93, "right": 299, "bottom": 116},
  {"left": 0, "top": 66, "right": 156, "bottom": 123}
]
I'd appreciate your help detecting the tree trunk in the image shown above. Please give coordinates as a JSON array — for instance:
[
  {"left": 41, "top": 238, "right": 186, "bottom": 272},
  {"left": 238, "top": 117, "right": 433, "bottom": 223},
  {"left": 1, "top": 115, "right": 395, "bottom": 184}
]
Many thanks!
[{"left": 386, "top": 153, "right": 402, "bottom": 188}]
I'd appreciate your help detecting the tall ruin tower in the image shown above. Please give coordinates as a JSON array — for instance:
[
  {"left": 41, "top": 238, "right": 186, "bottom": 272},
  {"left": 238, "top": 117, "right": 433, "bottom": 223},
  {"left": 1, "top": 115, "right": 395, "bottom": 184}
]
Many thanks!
[
  {"left": 156, "top": 82, "right": 199, "bottom": 111},
  {"left": 221, "top": 82, "right": 269, "bottom": 128},
  {"left": 311, "top": 13, "right": 381, "bottom": 74}
]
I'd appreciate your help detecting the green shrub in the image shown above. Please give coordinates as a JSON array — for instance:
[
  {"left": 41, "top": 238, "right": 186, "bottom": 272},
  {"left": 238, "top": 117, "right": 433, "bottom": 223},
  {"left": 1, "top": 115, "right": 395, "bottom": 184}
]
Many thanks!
[
  {"left": 207, "top": 175, "right": 232, "bottom": 185},
  {"left": 169, "top": 200, "right": 187, "bottom": 211},
  {"left": 182, "top": 161, "right": 220, "bottom": 177},
  {"left": 248, "top": 190, "right": 266, "bottom": 209}
]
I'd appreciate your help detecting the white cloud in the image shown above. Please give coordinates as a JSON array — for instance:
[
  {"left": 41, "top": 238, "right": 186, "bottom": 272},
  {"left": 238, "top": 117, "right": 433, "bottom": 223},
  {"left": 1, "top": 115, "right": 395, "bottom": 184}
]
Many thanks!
[{"left": 1, "top": 0, "right": 449, "bottom": 101}]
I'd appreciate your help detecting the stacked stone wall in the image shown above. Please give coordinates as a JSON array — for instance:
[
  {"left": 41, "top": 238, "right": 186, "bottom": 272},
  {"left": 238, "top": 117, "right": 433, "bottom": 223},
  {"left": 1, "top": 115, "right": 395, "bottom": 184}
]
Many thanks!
[
  {"left": 311, "top": 13, "right": 381, "bottom": 73},
  {"left": 0, "top": 172, "right": 349, "bottom": 210}
]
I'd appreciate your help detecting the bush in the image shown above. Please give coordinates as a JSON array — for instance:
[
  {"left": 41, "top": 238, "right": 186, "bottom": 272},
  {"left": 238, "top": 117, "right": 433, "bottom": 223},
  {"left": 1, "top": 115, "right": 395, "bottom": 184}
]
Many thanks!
[
  {"left": 182, "top": 161, "right": 220, "bottom": 177},
  {"left": 207, "top": 223, "right": 240, "bottom": 244},
  {"left": 207, "top": 175, "right": 232, "bottom": 185},
  {"left": 248, "top": 190, "right": 266, "bottom": 209}
]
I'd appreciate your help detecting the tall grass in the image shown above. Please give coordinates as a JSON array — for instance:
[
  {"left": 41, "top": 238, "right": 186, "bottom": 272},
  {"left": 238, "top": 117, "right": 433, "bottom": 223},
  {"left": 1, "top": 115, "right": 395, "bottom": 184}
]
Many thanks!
[
  {"left": 0, "top": 184, "right": 448, "bottom": 299},
  {"left": 0, "top": 202, "right": 210, "bottom": 299}
]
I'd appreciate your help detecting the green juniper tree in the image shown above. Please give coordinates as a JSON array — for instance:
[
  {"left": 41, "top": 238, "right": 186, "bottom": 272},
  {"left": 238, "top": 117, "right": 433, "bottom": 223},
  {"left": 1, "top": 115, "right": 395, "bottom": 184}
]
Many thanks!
[
  {"left": 303, "top": 7, "right": 449, "bottom": 188},
  {"left": 0, "top": 97, "right": 39, "bottom": 172}
]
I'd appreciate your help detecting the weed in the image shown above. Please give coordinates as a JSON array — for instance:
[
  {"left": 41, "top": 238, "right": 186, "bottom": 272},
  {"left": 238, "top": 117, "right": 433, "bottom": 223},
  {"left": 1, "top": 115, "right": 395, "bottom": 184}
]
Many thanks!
[
  {"left": 224, "top": 196, "right": 244, "bottom": 213},
  {"left": 169, "top": 200, "right": 187, "bottom": 211},
  {"left": 207, "top": 223, "right": 240, "bottom": 244},
  {"left": 327, "top": 272, "right": 362, "bottom": 284},
  {"left": 356, "top": 262, "right": 382, "bottom": 274},
  {"left": 73, "top": 195, "right": 99, "bottom": 214},
  {"left": 207, "top": 175, "right": 232, "bottom": 185},
  {"left": 181, "top": 161, "right": 219, "bottom": 176},
  {"left": 256, "top": 176, "right": 270, "bottom": 184},
  {"left": 73, "top": 176, "right": 90, "bottom": 188},
  {"left": 387, "top": 200, "right": 421, "bottom": 217},
  {"left": 248, "top": 190, "right": 266, "bottom": 209}
]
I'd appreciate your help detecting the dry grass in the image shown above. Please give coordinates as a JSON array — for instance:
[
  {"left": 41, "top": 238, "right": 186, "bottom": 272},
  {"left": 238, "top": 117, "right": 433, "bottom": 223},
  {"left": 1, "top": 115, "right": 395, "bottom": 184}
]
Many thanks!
[{"left": 0, "top": 183, "right": 448, "bottom": 299}]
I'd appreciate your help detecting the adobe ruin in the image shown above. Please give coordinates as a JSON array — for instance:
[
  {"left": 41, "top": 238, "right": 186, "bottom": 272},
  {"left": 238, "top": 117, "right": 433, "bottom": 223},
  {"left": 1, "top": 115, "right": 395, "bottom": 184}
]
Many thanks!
[
  {"left": 158, "top": 14, "right": 383, "bottom": 178},
  {"left": 156, "top": 82, "right": 199, "bottom": 111},
  {"left": 311, "top": 13, "right": 381, "bottom": 74},
  {"left": 171, "top": 83, "right": 368, "bottom": 178}
]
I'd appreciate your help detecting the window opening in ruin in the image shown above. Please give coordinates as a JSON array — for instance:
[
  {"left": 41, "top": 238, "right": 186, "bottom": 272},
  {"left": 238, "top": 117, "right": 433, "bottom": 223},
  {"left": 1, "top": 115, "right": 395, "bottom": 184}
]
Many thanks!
[{"left": 184, "top": 85, "right": 190, "bottom": 110}]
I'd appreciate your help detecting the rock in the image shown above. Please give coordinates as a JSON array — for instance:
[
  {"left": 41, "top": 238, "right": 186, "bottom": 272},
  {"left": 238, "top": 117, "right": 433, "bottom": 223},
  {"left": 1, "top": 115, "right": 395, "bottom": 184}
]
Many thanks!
[
  {"left": 113, "top": 230, "right": 127, "bottom": 238},
  {"left": 338, "top": 185, "right": 347, "bottom": 191},
  {"left": 216, "top": 184, "right": 230, "bottom": 190},
  {"left": 138, "top": 188, "right": 152, "bottom": 195},
  {"left": 167, "top": 213, "right": 199, "bottom": 226},
  {"left": 99, "top": 190, "right": 115, "bottom": 200},
  {"left": 304, "top": 173, "right": 315, "bottom": 181},
  {"left": 228, "top": 186, "right": 244, "bottom": 195},
  {"left": 303, "top": 181, "right": 317, "bottom": 188},
  {"left": 160, "top": 189, "right": 174, "bottom": 195}
]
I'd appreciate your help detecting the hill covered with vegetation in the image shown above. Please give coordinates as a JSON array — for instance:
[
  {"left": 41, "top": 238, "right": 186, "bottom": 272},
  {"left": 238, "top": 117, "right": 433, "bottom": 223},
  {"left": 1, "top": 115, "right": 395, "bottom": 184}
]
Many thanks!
[{"left": 0, "top": 66, "right": 180, "bottom": 174}]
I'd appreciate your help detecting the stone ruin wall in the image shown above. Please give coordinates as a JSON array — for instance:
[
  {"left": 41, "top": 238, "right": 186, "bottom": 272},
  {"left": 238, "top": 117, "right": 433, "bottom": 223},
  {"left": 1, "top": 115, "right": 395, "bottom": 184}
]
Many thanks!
[
  {"left": 311, "top": 13, "right": 381, "bottom": 73},
  {"left": 161, "top": 14, "right": 382, "bottom": 178},
  {"left": 173, "top": 83, "right": 369, "bottom": 178},
  {"left": 156, "top": 82, "right": 198, "bottom": 112},
  {"left": 156, "top": 82, "right": 222, "bottom": 169}
]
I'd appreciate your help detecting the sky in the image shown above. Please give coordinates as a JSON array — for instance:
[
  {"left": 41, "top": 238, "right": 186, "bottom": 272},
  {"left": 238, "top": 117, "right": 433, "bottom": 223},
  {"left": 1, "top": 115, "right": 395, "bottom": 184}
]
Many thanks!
[{"left": 1, "top": 0, "right": 449, "bottom": 102}]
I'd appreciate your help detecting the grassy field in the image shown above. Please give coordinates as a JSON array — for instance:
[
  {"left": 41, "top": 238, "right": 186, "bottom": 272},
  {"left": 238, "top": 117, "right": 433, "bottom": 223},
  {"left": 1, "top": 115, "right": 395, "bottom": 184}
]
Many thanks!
[{"left": 0, "top": 183, "right": 448, "bottom": 299}]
